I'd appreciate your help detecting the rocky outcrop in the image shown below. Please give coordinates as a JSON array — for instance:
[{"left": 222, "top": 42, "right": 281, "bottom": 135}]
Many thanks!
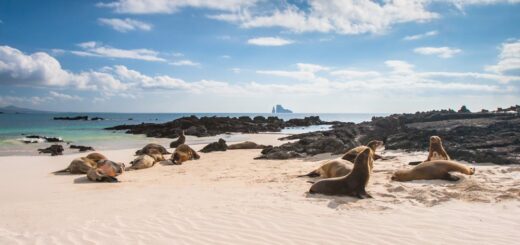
[
  {"left": 200, "top": 138, "right": 228, "bottom": 153},
  {"left": 70, "top": 145, "right": 94, "bottom": 152},
  {"left": 258, "top": 108, "right": 520, "bottom": 165},
  {"left": 38, "top": 145, "right": 64, "bottom": 156},
  {"left": 54, "top": 116, "right": 88, "bottom": 120},
  {"left": 106, "top": 115, "right": 330, "bottom": 138},
  {"left": 22, "top": 135, "right": 63, "bottom": 144},
  {"left": 53, "top": 116, "right": 104, "bottom": 121}
]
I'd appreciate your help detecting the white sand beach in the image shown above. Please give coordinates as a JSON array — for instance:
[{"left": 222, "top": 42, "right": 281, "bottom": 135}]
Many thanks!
[{"left": 1, "top": 133, "right": 519, "bottom": 244}]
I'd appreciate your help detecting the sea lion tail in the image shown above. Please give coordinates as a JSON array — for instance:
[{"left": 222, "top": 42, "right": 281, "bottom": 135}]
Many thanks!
[
  {"left": 52, "top": 167, "right": 69, "bottom": 174},
  {"left": 297, "top": 170, "right": 320, "bottom": 178}
]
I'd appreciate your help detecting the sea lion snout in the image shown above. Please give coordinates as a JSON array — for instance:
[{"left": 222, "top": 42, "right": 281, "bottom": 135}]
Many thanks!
[
  {"left": 430, "top": 136, "right": 441, "bottom": 143},
  {"left": 469, "top": 167, "right": 476, "bottom": 175}
]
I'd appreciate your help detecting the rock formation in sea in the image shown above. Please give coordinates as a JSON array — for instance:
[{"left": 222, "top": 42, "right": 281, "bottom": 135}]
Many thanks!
[
  {"left": 272, "top": 104, "right": 293, "bottom": 113},
  {"left": 106, "top": 115, "right": 327, "bottom": 138}
]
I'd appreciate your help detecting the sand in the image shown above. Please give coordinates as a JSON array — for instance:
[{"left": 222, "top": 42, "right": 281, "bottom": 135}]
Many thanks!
[{"left": 0, "top": 133, "right": 519, "bottom": 244}]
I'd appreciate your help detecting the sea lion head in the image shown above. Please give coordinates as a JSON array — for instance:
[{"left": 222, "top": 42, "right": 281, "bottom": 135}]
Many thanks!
[
  {"left": 88, "top": 160, "right": 125, "bottom": 182},
  {"left": 430, "top": 136, "right": 442, "bottom": 145},
  {"left": 354, "top": 147, "right": 373, "bottom": 168},
  {"left": 391, "top": 170, "right": 409, "bottom": 181},
  {"left": 367, "top": 140, "right": 384, "bottom": 150}
]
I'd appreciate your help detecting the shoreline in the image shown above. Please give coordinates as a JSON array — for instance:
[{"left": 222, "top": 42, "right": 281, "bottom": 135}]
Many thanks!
[{"left": 1, "top": 133, "right": 519, "bottom": 244}]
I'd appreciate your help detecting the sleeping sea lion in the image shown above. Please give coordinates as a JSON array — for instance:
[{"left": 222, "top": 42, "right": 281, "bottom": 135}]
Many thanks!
[
  {"left": 170, "top": 130, "right": 186, "bottom": 148},
  {"left": 227, "top": 141, "right": 268, "bottom": 150},
  {"left": 409, "top": 136, "right": 451, "bottom": 165},
  {"left": 309, "top": 147, "right": 373, "bottom": 198},
  {"left": 392, "top": 160, "right": 475, "bottom": 182},
  {"left": 171, "top": 144, "right": 200, "bottom": 165},
  {"left": 135, "top": 143, "right": 170, "bottom": 156},
  {"left": 53, "top": 157, "right": 97, "bottom": 174},
  {"left": 298, "top": 159, "right": 353, "bottom": 178},
  {"left": 86, "top": 160, "right": 125, "bottom": 182},
  {"left": 85, "top": 152, "right": 108, "bottom": 162},
  {"left": 127, "top": 155, "right": 156, "bottom": 171},
  {"left": 342, "top": 140, "right": 383, "bottom": 162}
]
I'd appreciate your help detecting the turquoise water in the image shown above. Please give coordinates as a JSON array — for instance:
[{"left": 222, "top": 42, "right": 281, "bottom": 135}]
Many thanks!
[{"left": 0, "top": 112, "right": 386, "bottom": 155}]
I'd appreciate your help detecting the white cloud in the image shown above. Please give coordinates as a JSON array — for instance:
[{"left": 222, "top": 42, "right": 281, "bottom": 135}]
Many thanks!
[
  {"left": 247, "top": 37, "right": 294, "bottom": 46},
  {"left": 49, "top": 91, "right": 82, "bottom": 101},
  {"left": 257, "top": 63, "right": 329, "bottom": 81},
  {"left": 231, "top": 68, "right": 241, "bottom": 74},
  {"left": 96, "top": 0, "right": 258, "bottom": 14},
  {"left": 330, "top": 69, "right": 381, "bottom": 79},
  {"left": 1, "top": 45, "right": 517, "bottom": 109},
  {"left": 170, "top": 60, "right": 200, "bottom": 66},
  {"left": 485, "top": 39, "right": 520, "bottom": 75},
  {"left": 73, "top": 41, "right": 165, "bottom": 62},
  {"left": 384, "top": 60, "right": 415, "bottom": 74},
  {"left": 0, "top": 45, "right": 70, "bottom": 86},
  {"left": 210, "top": 0, "right": 439, "bottom": 35},
  {"left": 98, "top": 18, "right": 152, "bottom": 32},
  {"left": 414, "top": 46, "right": 462, "bottom": 58},
  {"left": 403, "top": 30, "right": 438, "bottom": 41},
  {"left": 221, "top": 55, "right": 231, "bottom": 59}
]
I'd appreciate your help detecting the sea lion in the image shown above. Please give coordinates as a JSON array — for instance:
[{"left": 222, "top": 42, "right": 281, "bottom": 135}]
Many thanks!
[
  {"left": 200, "top": 138, "right": 227, "bottom": 153},
  {"left": 409, "top": 136, "right": 450, "bottom": 165},
  {"left": 227, "top": 141, "right": 268, "bottom": 150},
  {"left": 86, "top": 160, "right": 125, "bottom": 182},
  {"left": 392, "top": 160, "right": 475, "bottom": 182},
  {"left": 53, "top": 157, "right": 97, "bottom": 174},
  {"left": 341, "top": 140, "right": 384, "bottom": 163},
  {"left": 127, "top": 154, "right": 157, "bottom": 171},
  {"left": 135, "top": 143, "right": 170, "bottom": 156},
  {"left": 298, "top": 159, "right": 353, "bottom": 178},
  {"left": 85, "top": 152, "right": 108, "bottom": 162},
  {"left": 309, "top": 147, "right": 373, "bottom": 198},
  {"left": 169, "top": 130, "right": 186, "bottom": 148},
  {"left": 171, "top": 144, "right": 200, "bottom": 165}
]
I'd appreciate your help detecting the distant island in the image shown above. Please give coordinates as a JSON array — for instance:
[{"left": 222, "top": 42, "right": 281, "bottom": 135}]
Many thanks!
[
  {"left": 271, "top": 104, "right": 293, "bottom": 113},
  {"left": 0, "top": 105, "right": 50, "bottom": 114}
]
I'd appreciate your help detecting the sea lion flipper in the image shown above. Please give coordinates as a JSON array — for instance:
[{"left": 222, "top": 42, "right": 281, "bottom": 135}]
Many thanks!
[
  {"left": 297, "top": 170, "right": 319, "bottom": 178},
  {"left": 443, "top": 173, "right": 460, "bottom": 181},
  {"left": 52, "top": 167, "right": 69, "bottom": 174},
  {"left": 408, "top": 161, "right": 422, "bottom": 165},
  {"left": 99, "top": 176, "right": 119, "bottom": 183}
]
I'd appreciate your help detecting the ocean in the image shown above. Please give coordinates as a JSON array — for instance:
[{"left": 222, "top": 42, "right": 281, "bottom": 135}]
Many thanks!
[{"left": 0, "top": 112, "right": 387, "bottom": 156}]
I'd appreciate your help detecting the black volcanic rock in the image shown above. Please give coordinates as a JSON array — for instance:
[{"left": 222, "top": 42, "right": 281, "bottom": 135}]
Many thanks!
[
  {"left": 105, "top": 116, "right": 330, "bottom": 138},
  {"left": 22, "top": 135, "right": 63, "bottom": 143},
  {"left": 70, "top": 145, "right": 95, "bottom": 152},
  {"left": 257, "top": 107, "right": 520, "bottom": 164},
  {"left": 54, "top": 116, "right": 88, "bottom": 120},
  {"left": 38, "top": 145, "right": 64, "bottom": 156},
  {"left": 200, "top": 138, "right": 228, "bottom": 153}
]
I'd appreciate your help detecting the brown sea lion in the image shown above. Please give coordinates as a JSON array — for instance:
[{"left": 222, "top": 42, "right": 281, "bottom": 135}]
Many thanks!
[
  {"left": 309, "top": 147, "right": 373, "bottom": 198},
  {"left": 127, "top": 155, "right": 156, "bottom": 171},
  {"left": 409, "top": 136, "right": 451, "bottom": 165},
  {"left": 341, "top": 140, "right": 383, "bottom": 162},
  {"left": 298, "top": 159, "right": 353, "bottom": 178},
  {"left": 86, "top": 160, "right": 125, "bottom": 182},
  {"left": 53, "top": 157, "right": 98, "bottom": 174},
  {"left": 171, "top": 144, "right": 200, "bottom": 165},
  {"left": 392, "top": 160, "right": 475, "bottom": 182},
  {"left": 85, "top": 152, "right": 107, "bottom": 162},
  {"left": 228, "top": 141, "right": 268, "bottom": 150},
  {"left": 170, "top": 130, "right": 186, "bottom": 148},
  {"left": 135, "top": 143, "right": 170, "bottom": 156}
]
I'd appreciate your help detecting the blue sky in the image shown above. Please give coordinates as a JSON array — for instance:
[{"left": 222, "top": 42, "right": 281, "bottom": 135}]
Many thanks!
[{"left": 0, "top": 0, "right": 519, "bottom": 113}]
